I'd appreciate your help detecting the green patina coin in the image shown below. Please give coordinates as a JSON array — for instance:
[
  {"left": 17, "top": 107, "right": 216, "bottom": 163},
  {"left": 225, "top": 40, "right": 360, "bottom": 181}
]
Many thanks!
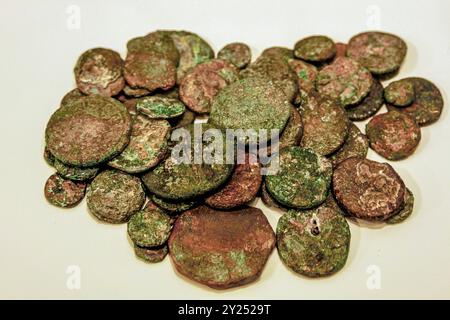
[
  {"left": 261, "top": 47, "right": 293, "bottom": 62},
  {"left": 74, "top": 48, "right": 125, "bottom": 97},
  {"left": 217, "top": 42, "right": 251, "bottom": 69},
  {"left": 180, "top": 59, "right": 240, "bottom": 114},
  {"left": 128, "top": 206, "right": 172, "bottom": 247},
  {"left": 384, "top": 79, "right": 415, "bottom": 107},
  {"left": 87, "top": 170, "right": 145, "bottom": 223},
  {"left": 108, "top": 115, "right": 170, "bottom": 173},
  {"left": 162, "top": 30, "right": 214, "bottom": 82},
  {"left": 54, "top": 158, "right": 99, "bottom": 181},
  {"left": 127, "top": 31, "right": 180, "bottom": 65},
  {"left": 240, "top": 55, "right": 298, "bottom": 102},
  {"left": 168, "top": 206, "right": 275, "bottom": 289},
  {"left": 124, "top": 52, "right": 176, "bottom": 92},
  {"left": 134, "top": 244, "right": 168, "bottom": 263},
  {"left": 142, "top": 123, "right": 234, "bottom": 200},
  {"left": 137, "top": 96, "right": 185, "bottom": 119},
  {"left": 260, "top": 182, "right": 288, "bottom": 212},
  {"left": 294, "top": 35, "right": 336, "bottom": 62},
  {"left": 386, "top": 188, "right": 414, "bottom": 224},
  {"left": 209, "top": 77, "right": 291, "bottom": 144},
  {"left": 169, "top": 109, "right": 196, "bottom": 130},
  {"left": 288, "top": 58, "right": 318, "bottom": 93},
  {"left": 277, "top": 198, "right": 351, "bottom": 277},
  {"left": 45, "top": 174, "right": 86, "bottom": 208},
  {"left": 45, "top": 95, "right": 131, "bottom": 167},
  {"left": 316, "top": 57, "right": 373, "bottom": 107},
  {"left": 366, "top": 110, "right": 421, "bottom": 161},
  {"left": 346, "top": 31, "right": 407, "bottom": 76},
  {"left": 60, "top": 89, "right": 85, "bottom": 107},
  {"left": 328, "top": 123, "right": 369, "bottom": 167},
  {"left": 299, "top": 94, "right": 349, "bottom": 156},
  {"left": 346, "top": 78, "right": 384, "bottom": 121},
  {"left": 265, "top": 147, "right": 333, "bottom": 209},
  {"left": 386, "top": 77, "right": 444, "bottom": 126},
  {"left": 151, "top": 194, "right": 198, "bottom": 215}
]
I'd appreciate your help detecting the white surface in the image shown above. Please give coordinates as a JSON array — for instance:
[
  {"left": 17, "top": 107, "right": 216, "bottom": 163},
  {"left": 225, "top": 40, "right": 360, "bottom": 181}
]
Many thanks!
[{"left": 0, "top": 0, "right": 449, "bottom": 299}]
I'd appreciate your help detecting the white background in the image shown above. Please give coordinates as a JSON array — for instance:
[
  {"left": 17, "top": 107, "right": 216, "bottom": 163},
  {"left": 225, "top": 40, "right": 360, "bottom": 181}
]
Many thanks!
[{"left": 0, "top": 0, "right": 449, "bottom": 299}]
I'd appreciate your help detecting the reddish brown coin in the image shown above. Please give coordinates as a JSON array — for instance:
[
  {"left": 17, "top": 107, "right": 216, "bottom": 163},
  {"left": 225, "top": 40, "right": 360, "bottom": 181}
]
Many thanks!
[
  {"left": 332, "top": 157, "right": 405, "bottom": 221},
  {"left": 45, "top": 174, "right": 86, "bottom": 208}
]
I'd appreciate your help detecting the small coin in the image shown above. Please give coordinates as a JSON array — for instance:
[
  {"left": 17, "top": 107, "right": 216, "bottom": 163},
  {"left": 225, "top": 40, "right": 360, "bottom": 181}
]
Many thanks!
[
  {"left": 128, "top": 205, "right": 172, "bottom": 247},
  {"left": 136, "top": 96, "right": 185, "bottom": 119},
  {"left": 345, "top": 78, "right": 384, "bottom": 121},
  {"left": 294, "top": 35, "right": 336, "bottom": 62},
  {"left": 384, "top": 79, "right": 415, "bottom": 107},
  {"left": 217, "top": 42, "right": 251, "bottom": 69},
  {"left": 54, "top": 158, "right": 99, "bottom": 181},
  {"left": 45, "top": 173, "right": 86, "bottom": 208},
  {"left": 127, "top": 31, "right": 180, "bottom": 65}
]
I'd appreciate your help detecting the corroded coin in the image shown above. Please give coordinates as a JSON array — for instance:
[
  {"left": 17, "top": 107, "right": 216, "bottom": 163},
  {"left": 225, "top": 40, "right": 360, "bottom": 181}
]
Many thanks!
[
  {"left": 294, "top": 35, "right": 336, "bottom": 62},
  {"left": 386, "top": 188, "right": 414, "bottom": 224},
  {"left": 288, "top": 58, "right": 318, "bottom": 93},
  {"left": 346, "top": 31, "right": 407, "bottom": 76},
  {"left": 142, "top": 124, "right": 234, "bottom": 200},
  {"left": 299, "top": 94, "right": 349, "bottom": 156},
  {"left": 179, "top": 59, "right": 239, "bottom": 114},
  {"left": 134, "top": 244, "right": 168, "bottom": 263},
  {"left": 277, "top": 197, "right": 350, "bottom": 277},
  {"left": 217, "top": 42, "right": 251, "bottom": 69},
  {"left": 209, "top": 77, "right": 291, "bottom": 144},
  {"left": 332, "top": 157, "right": 405, "bottom": 221},
  {"left": 124, "top": 52, "right": 176, "bottom": 92},
  {"left": 151, "top": 194, "right": 198, "bottom": 215},
  {"left": 163, "top": 30, "right": 214, "bottom": 82},
  {"left": 123, "top": 85, "right": 151, "bottom": 98},
  {"left": 74, "top": 48, "right": 125, "bottom": 97},
  {"left": 328, "top": 123, "right": 369, "bottom": 167},
  {"left": 384, "top": 79, "right": 415, "bottom": 107},
  {"left": 127, "top": 31, "right": 180, "bottom": 65},
  {"left": 265, "top": 147, "right": 333, "bottom": 209},
  {"left": 240, "top": 55, "right": 298, "bottom": 102},
  {"left": 45, "top": 95, "right": 131, "bottom": 167},
  {"left": 205, "top": 153, "right": 262, "bottom": 209},
  {"left": 45, "top": 174, "right": 86, "bottom": 208},
  {"left": 60, "top": 88, "right": 85, "bottom": 107},
  {"left": 316, "top": 57, "right": 373, "bottom": 107},
  {"left": 136, "top": 96, "right": 185, "bottom": 119},
  {"left": 386, "top": 77, "right": 444, "bottom": 126},
  {"left": 87, "top": 170, "right": 145, "bottom": 223},
  {"left": 261, "top": 47, "right": 293, "bottom": 62},
  {"left": 260, "top": 182, "right": 288, "bottom": 212},
  {"left": 346, "top": 78, "right": 384, "bottom": 121},
  {"left": 127, "top": 206, "right": 172, "bottom": 247},
  {"left": 168, "top": 206, "right": 275, "bottom": 289},
  {"left": 54, "top": 158, "right": 99, "bottom": 181},
  {"left": 366, "top": 110, "right": 421, "bottom": 161},
  {"left": 108, "top": 115, "right": 170, "bottom": 173}
]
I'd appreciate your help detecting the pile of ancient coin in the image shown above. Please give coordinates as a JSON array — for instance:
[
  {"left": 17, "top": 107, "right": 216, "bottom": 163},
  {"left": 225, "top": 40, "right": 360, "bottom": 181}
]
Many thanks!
[{"left": 44, "top": 30, "right": 443, "bottom": 289}]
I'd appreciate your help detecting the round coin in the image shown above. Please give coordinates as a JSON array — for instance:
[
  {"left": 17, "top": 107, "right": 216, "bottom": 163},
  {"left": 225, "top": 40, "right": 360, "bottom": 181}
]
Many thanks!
[
  {"left": 316, "top": 57, "right": 373, "bottom": 107},
  {"left": 386, "top": 188, "right": 414, "bottom": 224},
  {"left": 136, "top": 96, "right": 185, "bottom": 119},
  {"left": 134, "top": 244, "right": 168, "bottom": 263},
  {"left": 74, "top": 48, "right": 125, "bottom": 97},
  {"left": 328, "top": 123, "right": 369, "bottom": 167},
  {"left": 127, "top": 206, "right": 172, "bottom": 247},
  {"left": 45, "top": 95, "right": 131, "bottom": 167},
  {"left": 384, "top": 79, "right": 415, "bottom": 107},
  {"left": 294, "top": 35, "right": 336, "bottom": 62},
  {"left": 277, "top": 197, "right": 351, "bottom": 277},
  {"left": 366, "top": 110, "right": 421, "bottom": 160},
  {"left": 288, "top": 58, "right": 318, "bottom": 93},
  {"left": 332, "top": 157, "right": 405, "bottom": 221},
  {"left": 265, "top": 147, "right": 333, "bottom": 209},
  {"left": 180, "top": 59, "right": 239, "bottom": 114},
  {"left": 45, "top": 173, "right": 86, "bottom": 208},
  {"left": 127, "top": 31, "right": 180, "bottom": 65},
  {"left": 87, "top": 170, "right": 145, "bottom": 223},
  {"left": 260, "top": 182, "right": 288, "bottom": 212},
  {"left": 168, "top": 206, "right": 275, "bottom": 289},
  {"left": 60, "top": 88, "right": 85, "bottom": 107},
  {"left": 217, "top": 42, "right": 251, "bottom": 69},
  {"left": 345, "top": 78, "right": 384, "bottom": 121},
  {"left": 346, "top": 31, "right": 407, "bottom": 75}
]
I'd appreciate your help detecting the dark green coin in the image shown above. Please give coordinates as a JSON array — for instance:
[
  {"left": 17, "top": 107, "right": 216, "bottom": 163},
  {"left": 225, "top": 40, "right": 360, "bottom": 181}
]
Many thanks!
[
  {"left": 54, "top": 158, "right": 99, "bottom": 181},
  {"left": 294, "top": 35, "right": 336, "bottom": 62},
  {"left": 346, "top": 78, "right": 384, "bottom": 121},
  {"left": 328, "top": 123, "right": 369, "bottom": 167},
  {"left": 45, "top": 173, "right": 86, "bottom": 208},
  {"left": 299, "top": 94, "right": 349, "bottom": 156},
  {"left": 137, "top": 96, "right": 185, "bottom": 119},
  {"left": 108, "top": 115, "right": 170, "bottom": 173},
  {"left": 142, "top": 123, "right": 234, "bottom": 200},
  {"left": 87, "top": 170, "right": 145, "bottom": 223},
  {"left": 277, "top": 198, "right": 351, "bottom": 277},
  {"left": 386, "top": 188, "right": 414, "bottom": 224},
  {"left": 265, "top": 147, "right": 333, "bottom": 209},
  {"left": 134, "top": 244, "right": 168, "bottom": 263},
  {"left": 386, "top": 77, "right": 443, "bottom": 126},
  {"left": 128, "top": 206, "right": 172, "bottom": 247},
  {"left": 209, "top": 77, "right": 291, "bottom": 144},
  {"left": 45, "top": 95, "right": 131, "bottom": 167},
  {"left": 151, "top": 194, "right": 198, "bottom": 215},
  {"left": 217, "top": 42, "right": 251, "bottom": 69},
  {"left": 384, "top": 79, "right": 414, "bottom": 107}
]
